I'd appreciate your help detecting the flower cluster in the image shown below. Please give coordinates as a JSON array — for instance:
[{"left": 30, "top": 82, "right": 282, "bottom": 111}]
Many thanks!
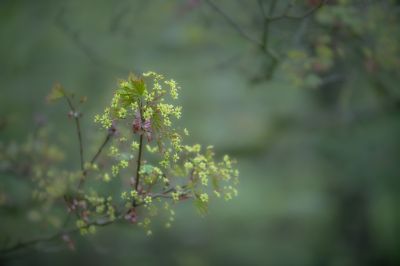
[
  {"left": 93, "top": 71, "right": 239, "bottom": 234},
  {"left": 0, "top": 72, "right": 239, "bottom": 254}
]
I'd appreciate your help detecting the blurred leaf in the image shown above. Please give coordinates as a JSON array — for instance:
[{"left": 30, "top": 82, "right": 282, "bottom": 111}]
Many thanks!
[
  {"left": 194, "top": 198, "right": 208, "bottom": 216},
  {"left": 46, "top": 83, "right": 65, "bottom": 103},
  {"left": 132, "top": 77, "right": 146, "bottom": 96}
]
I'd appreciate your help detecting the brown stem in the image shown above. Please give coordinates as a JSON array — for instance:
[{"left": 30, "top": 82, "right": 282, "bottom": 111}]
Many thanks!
[
  {"left": 134, "top": 133, "right": 144, "bottom": 191},
  {"left": 89, "top": 133, "right": 112, "bottom": 165},
  {"left": 77, "top": 133, "right": 112, "bottom": 189},
  {"left": 63, "top": 94, "right": 84, "bottom": 172}
]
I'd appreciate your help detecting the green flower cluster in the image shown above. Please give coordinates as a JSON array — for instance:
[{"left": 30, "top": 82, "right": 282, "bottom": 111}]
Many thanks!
[
  {"left": 0, "top": 73, "right": 239, "bottom": 248},
  {"left": 93, "top": 71, "right": 239, "bottom": 234}
]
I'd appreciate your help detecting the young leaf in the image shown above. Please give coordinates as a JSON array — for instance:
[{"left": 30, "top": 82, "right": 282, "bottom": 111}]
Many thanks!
[
  {"left": 47, "top": 83, "right": 65, "bottom": 102},
  {"left": 194, "top": 198, "right": 208, "bottom": 216}
]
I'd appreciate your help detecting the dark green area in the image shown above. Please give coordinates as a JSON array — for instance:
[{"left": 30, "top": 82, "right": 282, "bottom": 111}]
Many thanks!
[{"left": 1, "top": 0, "right": 399, "bottom": 265}]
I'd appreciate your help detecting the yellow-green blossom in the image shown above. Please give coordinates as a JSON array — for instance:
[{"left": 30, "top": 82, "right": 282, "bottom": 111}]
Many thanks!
[
  {"left": 171, "top": 192, "right": 179, "bottom": 201},
  {"left": 144, "top": 196, "right": 152, "bottom": 205},
  {"left": 200, "top": 193, "right": 209, "bottom": 203},
  {"left": 119, "top": 160, "right": 128, "bottom": 168},
  {"left": 103, "top": 173, "right": 111, "bottom": 182}
]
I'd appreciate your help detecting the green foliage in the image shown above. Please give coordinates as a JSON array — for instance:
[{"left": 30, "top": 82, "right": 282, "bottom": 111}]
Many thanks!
[
  {"left": 95, "top": 71, "right": 239, "bottom": 232},
  {"left": 0, "top": 71, "right": 239, "bottom": 252},
  {"left": 1, "top": 1, "right": 399, "bottom": 264},
  {"left": 46, "top": 84, "right": 65, "bottom": 102}
]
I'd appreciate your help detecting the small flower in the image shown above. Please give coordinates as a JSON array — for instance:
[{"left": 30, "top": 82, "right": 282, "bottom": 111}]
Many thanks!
[
  {"left": 144, "top": 196, "right": 152, "bottom": 205},
  {"left": 112, "top": 165, "right": 119, "bottom": 176},
  {"left": 121, "top": 191, "right": 128, "bottom": 200},
  {"left": 119, "top": 160, "right": 129, "bottom": 168},
  {"left": 171, "top": 192, "right": 179, "bottom": 201},
  {"left": 131, "top": 141, "right": 139, "bottom": 150},
  {"left": 200, "top": 193, "right": 209, "bottom": 203},
  {"left": 143, "top": 107, "right": 154, "bottom": 120},
  {"left": 103, "top": 173, "right": 111, "bottom": 182},
  {"left": 118, "top": 107, "right": 127, "bottom": 118},
  {"left": 130, "top": 190, "right": 138, "bottom": 198},
  {"left": 184, "top": 161, "right": 193, "bottom": 170}
]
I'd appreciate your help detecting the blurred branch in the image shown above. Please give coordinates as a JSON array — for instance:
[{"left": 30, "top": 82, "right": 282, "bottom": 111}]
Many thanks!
[
  {"left": 267, "top": 0, "right": 328, "bottom": 22},
  {"left": 258, "top": 0, "right": 279, "bottom": 78},
  {"left": 203, "top": 0, "right": 261, "bottom": 47},
  {"left": 88, "top": 133, "right": 112, "bottom": 166},
  {"left": 0, "top": 181, "right": 192, "bottom": 254},
  {"left": 63, "top": 94, "right": 84, "bottom": 173},
  {"left": 204, "top": 0, "right": 279, "bottom": 78},
  {"left": 0, "top": 216, "right": 121, "bottom": 255},
  {"left": 109, "top": 3, "right": 132, "bottom": 33},
  {"left": 55, "top": 8, "right": 129, "bottom": 73},
  {"left": 204, "top": 0, "right": 327, "bottom": 80}
]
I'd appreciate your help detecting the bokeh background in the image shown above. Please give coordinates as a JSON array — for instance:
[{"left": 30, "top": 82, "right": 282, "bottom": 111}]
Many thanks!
[{"left": 1, "top": 0, "right": 400, "bottom": 265}]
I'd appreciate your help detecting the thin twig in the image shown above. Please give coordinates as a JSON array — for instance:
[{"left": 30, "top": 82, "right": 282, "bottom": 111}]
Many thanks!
[
  {"left": 260, "top": 0, "right": 279, "bottom": 55},
  {"left": 78, "top": 133, "right": 112, "bottom": 189},
  {"left": 64, "top": 90, "right": 112, "bottom": 189},
  {"left": 55, "top": 8, "right": 130, "bottom": 73},
  {"left": 134, "top": 133, "right": 144, "bottom": 191},
  {"left": 268, "top": 0, "right": 327, "bottom": 21},
  {"left": 63, "top": 94, "right": 84, "bottom": 172},
  {"left": 203, "top": 0, "right": 261, "bottom": 47},
  {"left": 89, "top": 134, "right": 112, "bottom": 165},
  {"left": 205, "top": 0, "right": 280, "bottom": 76},
  {"left": 134, "top": 100, "right": 145, "bottom": 191},
  {"left": 0, "top": 216, "right": 120, "bottom": 255},
  {"left": 62, "top": 132, "right": 111, "bottom": 235}
]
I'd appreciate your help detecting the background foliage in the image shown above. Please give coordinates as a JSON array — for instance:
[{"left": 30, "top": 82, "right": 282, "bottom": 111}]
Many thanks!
[{"left": 1, "top": 0, "right": 399, "bottom": 265}]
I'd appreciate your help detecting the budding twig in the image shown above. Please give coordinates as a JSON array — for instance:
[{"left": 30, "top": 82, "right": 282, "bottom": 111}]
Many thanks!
[{"left": 63, "top": 94, "right": 84, "bottom": 173}]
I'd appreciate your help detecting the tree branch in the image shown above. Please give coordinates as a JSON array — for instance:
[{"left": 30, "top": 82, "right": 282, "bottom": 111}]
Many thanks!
[
  {"left": 267, "top": 0, "right": 327, "bottom": 22},
  {"left": 205, "top": 0, "right": 327, "bottom": 81},
  {"left": 134, "top": 133, "right": 144, "bottom": 191},
  {"left": 89, "top": 133, "right": 112, "bottom": 166},
  {"left": 63, "top": 94, "right": 84, "bottom": 173},
  {"left": 203, "top": 0, "right": 262, "bottom": 47},
  {"left": 0, "top": 216, "right": 120, "bottom": 255},
  {"left": 78, "top": 132, "right": 112, "bottom": 189},
  {"left": 205, "top": 0, "right": 280, "bottom": 78}
]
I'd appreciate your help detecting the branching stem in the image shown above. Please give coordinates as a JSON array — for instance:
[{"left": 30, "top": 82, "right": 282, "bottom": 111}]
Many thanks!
[
  {"left": 0, "top": 216, "right": 120, "bottom": 255},
  {"left": 135, "top": 133, "right": 144, "bottom": 191},
  {"left": 205, "top": 0, "right": 327, "bottom": 78},
  {"left": 63, "top": 94, "right": 84, "bottom": 173}
]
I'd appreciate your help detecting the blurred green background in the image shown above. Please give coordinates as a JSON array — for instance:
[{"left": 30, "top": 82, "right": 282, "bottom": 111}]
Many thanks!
[{"left": 1, "top": 0, "right": 400, "bottom": 265}]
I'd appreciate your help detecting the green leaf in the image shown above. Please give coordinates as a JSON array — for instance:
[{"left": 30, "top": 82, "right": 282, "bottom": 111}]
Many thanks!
[
  {"left": 194, "top": 198, "right": 208, "bottom": 216},
  {"left": 47, "top": 83, "right": 65, "bottom": 102},
  {"left": 152, "top": 111, "right": 162, "bottom": 131},
  {"left": 130, "top": 77, "right": 146, "bottom": 96}
]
